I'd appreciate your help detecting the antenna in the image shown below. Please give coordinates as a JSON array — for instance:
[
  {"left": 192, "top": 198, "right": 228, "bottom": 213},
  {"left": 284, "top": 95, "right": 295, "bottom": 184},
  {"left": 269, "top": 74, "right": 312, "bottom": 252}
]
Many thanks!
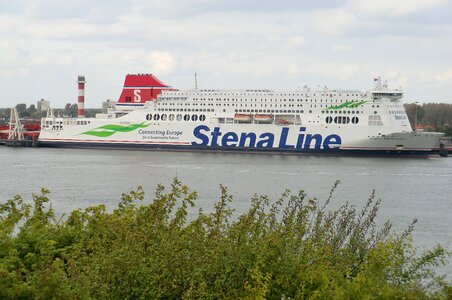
[{"left": 194, "top": 72, "right": 198, "bottom": 90}]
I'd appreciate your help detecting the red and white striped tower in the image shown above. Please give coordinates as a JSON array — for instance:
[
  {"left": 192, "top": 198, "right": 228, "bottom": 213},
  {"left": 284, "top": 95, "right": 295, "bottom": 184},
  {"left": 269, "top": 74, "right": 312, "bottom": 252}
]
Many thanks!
[{"left": 77, "top": 75, "right": 86, "bottom": 118}]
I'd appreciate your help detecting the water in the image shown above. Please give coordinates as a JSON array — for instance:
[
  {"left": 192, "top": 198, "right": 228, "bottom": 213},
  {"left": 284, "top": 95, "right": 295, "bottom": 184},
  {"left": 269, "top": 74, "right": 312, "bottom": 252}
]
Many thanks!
[{"left": 1, "top": 147, "right": 451, "bottom": 277}]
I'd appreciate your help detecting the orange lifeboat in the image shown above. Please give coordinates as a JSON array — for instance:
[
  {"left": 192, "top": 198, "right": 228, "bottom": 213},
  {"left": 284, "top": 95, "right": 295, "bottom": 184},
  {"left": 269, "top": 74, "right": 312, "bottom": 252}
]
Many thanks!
[
  {"left": 234, "top": 114, "right": 252, "bottom": 122},
  {"left": 276, "top": 119, "right": 292, "bottom": 125},
  {"left": 255, "top": 114, "right": 273, "bottom": 123}
]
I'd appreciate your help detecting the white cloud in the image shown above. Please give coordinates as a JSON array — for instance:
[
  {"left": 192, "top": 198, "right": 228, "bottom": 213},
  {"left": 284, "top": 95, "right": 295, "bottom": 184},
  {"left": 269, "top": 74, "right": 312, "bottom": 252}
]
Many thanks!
[
  {"left": 434, "top": 69, "right": 452, "bottom": 82},
  {"left": 0, "top": 0, "right": 451, "bottom": 106},
  {"left": 148, "top": 52, "right": 176, "bottom": 74},
  {"left": 311, "top": 9, "right": 356, "bottom": 35},
  {"left": 332, "top": 44, "right": 354, "bottom": 52},
  {"left": 348, "top": 0, "right": 448, "bottom": 17}
]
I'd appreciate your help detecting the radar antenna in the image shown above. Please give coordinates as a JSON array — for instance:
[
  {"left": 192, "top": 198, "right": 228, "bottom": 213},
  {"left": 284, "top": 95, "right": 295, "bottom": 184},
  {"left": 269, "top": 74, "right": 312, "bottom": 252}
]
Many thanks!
[{"left": 374, "top": 76, "right": 382, "bottom": 90}]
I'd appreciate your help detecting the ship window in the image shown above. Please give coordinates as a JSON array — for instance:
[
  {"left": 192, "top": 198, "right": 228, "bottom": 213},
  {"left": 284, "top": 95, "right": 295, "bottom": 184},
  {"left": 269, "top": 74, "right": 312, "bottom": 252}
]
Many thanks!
[
  {"left": 184, "top": 114, "right": 190, "bottom": 121},
  {"left": 154, "top": 114, "right": 160, "bottom": 121},
  {"left": 176, "top": 114, "right": 182, "bottom": 121},
  {"left": 352, "top": 117, "right": 359, "bottom": 124},
  {"left": 146, "top": 114, "right": 152, "bottom": 120},
  {"left": 161, "top": 114, "right": 167, "bottom": 121},
  {"left": 326, "top": 116, "right": 333, "bottom": 124},
  {"left": 200, "top": 115, "right": 206, "bottom": 121},
  {"left": 192, "top": 115, "right": 198, "bottom": 121},
  {"left": 169, "top": 114, "right": 175, "bottom": 121}
]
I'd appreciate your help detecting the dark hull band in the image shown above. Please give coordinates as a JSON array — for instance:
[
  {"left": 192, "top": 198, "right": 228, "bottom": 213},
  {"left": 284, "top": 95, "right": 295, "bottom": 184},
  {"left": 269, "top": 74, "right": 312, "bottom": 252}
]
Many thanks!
[{"left": 38, "top": 141, "right": 435, "bottom": 158}]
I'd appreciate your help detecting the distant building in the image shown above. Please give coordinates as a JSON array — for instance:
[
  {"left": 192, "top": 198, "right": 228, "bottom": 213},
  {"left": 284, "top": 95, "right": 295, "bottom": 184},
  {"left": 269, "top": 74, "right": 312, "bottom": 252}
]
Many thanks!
[
  {"left": 37, "top": 99, "right": 50, "bottom": 112},
  {"left": 102, "top": 99, "right": 117, "bottom": 113}
]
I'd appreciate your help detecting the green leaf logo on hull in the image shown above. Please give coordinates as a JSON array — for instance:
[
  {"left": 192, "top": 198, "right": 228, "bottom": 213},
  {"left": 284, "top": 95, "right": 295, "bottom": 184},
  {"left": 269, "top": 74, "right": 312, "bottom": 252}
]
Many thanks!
[
  {"left": 81, "top": 122, "right": 150, "bottom": 138},
  {"left": 324, "top": 100, "right": 368, "bottom": 110}
]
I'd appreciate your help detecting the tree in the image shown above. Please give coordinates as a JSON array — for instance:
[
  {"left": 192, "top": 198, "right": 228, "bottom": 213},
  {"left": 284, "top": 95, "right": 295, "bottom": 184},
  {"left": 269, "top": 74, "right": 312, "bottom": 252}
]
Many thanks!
[
  {"left": 0, "top": 180, "right": 450, "bottom": 299},
  {"left": 26, "top": 104, "right": 37, "bottom": 116},
  {"left": 63, "top": 103, "right": 78, "bottom": 117},
  {"left": 15, "top": 103, "right": 27, "bottom": 114}
]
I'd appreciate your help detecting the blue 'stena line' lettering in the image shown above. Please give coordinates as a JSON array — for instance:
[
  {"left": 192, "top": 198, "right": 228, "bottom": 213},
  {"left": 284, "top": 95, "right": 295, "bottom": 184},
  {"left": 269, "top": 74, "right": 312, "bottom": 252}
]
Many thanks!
[{"left": 191, "top": 126, "right": 342, "bottom": 150}]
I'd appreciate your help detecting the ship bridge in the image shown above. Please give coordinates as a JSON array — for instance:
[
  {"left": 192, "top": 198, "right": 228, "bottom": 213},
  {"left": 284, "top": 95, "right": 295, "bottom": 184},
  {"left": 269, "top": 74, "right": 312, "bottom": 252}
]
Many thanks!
[{"left": 370, "top": 77, "right": 403, "bottom": 101}]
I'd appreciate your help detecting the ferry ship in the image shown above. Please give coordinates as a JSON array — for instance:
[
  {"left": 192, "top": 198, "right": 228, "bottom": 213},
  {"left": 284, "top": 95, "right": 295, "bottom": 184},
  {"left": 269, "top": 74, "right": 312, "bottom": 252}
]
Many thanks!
[{"left": 38, "top": 74, "right": 443, "bottom": 157}]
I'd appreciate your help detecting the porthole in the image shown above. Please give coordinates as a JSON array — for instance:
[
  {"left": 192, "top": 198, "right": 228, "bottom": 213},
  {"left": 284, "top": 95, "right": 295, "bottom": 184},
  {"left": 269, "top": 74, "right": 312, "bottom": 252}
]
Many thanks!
[
  {"left": 161, "top": 114, "right": 167, "bottom": 121},
  {"left": 192, "top": 114, "right": 198, "bottom": 121},
  {"left": 199, "top": 115, "right": 206, "bottom": 121},
  {"left": 146, "top": 114, "right": 152, "bottom": 121},
  {"left": 352, "top": 117, "right": 359, "bottom": 124},
  {"left": 176, "top": 114, "right": 182, "bottom": 121},
  {"left": 184, "top": 114, "right": 190, "bottom": 121},
  {"left": 169, "top": 114, "right": 175, "bottom": 121},
  {"left": 154, "top": 114, "right": 160, "bottom": 121},
  {"left": 326, "top": 116, "right": 333, "bottom": 124}
]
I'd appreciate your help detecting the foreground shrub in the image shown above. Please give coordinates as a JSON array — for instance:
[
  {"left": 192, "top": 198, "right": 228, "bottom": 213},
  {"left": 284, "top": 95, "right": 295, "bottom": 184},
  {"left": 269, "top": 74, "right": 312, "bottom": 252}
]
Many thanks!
[{"left": 0, "top": 179, "right": 450, "bottom": 299}]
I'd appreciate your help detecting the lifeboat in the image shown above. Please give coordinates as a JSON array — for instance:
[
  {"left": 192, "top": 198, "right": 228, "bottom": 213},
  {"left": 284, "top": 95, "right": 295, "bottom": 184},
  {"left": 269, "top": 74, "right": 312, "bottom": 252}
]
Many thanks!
[
  {"left": 234, "top": 114, "right": 252, "bottom": 123},
  {"left": 276, "top": 119, "right": 292, "bottom": 125},
  {"left": 255, "top": 114, "right": 273, "bottom": 123}
]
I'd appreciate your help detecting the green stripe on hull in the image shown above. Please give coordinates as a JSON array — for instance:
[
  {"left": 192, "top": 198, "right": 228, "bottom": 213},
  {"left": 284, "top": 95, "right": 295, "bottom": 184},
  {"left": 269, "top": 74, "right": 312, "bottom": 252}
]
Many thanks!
[
  {"left": 81, "top": 123, "right": 150, "bottom": 137},
  {"left": 324, "top": 100, "right": 368, "bottom": 110}
]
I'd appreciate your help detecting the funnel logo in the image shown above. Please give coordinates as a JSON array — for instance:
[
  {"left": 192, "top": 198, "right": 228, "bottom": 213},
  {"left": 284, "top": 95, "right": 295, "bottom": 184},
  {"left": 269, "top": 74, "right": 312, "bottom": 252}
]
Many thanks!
[{"left": 133, "top": 90, "right": 141, "bottom": 102}]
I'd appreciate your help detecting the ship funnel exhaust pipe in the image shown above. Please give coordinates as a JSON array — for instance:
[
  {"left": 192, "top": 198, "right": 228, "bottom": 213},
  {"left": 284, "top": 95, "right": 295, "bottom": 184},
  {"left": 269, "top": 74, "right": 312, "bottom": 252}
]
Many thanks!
[{"left": 77, "top": 75, "right": 86, "bottom": 118}]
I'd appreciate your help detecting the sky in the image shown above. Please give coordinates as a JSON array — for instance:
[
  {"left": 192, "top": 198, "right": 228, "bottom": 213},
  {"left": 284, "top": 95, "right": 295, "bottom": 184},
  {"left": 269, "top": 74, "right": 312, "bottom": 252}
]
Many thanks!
[{"left": 1, "top": 0, "right": 451, "bottom": 108}]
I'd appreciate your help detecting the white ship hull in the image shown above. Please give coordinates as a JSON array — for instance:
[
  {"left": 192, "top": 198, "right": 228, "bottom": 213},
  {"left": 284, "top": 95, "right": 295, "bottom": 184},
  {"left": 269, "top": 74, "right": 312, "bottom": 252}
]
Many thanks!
[
  {"left": 39, "top": 110, "right": 442, "bottom": 157},
  {"left": 39, "top": 74, "right": 444, "bottom": 157}
]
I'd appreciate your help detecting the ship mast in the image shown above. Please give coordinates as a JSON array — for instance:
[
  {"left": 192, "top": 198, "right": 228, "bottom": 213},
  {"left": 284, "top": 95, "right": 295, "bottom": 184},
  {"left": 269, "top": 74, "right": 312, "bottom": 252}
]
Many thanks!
[{"left": 194, "top": 72, "right": 198, "bottom": 90}]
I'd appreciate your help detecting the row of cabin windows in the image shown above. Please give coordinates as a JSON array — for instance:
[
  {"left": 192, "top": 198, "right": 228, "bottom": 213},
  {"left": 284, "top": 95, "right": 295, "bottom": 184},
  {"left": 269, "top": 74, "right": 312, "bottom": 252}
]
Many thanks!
[
  {"left": 167, "top": 92, "right": 363, "bottom": 97},
  {"left": 322, "top": 110, "right": 361, "bottom": 114},
  {"left": 157, "top": 108, "right": 214, "bottom": 112},
  {"left": 325, "top": 116, "right": 359, "bottom": 125},
  {"left": 235, "top": 109, "right": 311, "bottom": 114},
  {"left": 161, "top": 98, "right": 364, "bottom": 104},
  {"left": 160, "top": 102, "right": 362, "bottom": 110},
  {"left": 76, "top": 121, "right": 90, "bottom": 125},
  {"left": 146, "top": 114, "right": 206, "bottom": 122},
  {"left": 389, "top": 110, "right": 405, "bottom": 115}
]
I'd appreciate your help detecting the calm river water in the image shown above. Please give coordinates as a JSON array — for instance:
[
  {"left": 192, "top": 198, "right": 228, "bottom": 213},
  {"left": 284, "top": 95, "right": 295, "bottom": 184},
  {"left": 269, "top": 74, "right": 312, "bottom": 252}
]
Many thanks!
[{"left": 1, "top": 147, "right": 451, "bottom": 277}]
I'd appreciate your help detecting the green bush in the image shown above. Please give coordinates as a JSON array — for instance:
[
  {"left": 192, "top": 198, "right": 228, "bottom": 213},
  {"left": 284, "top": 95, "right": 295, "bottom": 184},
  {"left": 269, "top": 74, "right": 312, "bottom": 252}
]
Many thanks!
[{"left": 0, "top": 179, "right": 450, "bottom": 299}]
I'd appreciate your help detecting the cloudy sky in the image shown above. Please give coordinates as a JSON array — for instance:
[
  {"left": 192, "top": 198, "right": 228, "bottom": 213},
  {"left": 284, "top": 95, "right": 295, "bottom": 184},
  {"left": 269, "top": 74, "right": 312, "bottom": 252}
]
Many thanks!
[{"left": 1, "top": 0, "right": 451, "bottom": 108}]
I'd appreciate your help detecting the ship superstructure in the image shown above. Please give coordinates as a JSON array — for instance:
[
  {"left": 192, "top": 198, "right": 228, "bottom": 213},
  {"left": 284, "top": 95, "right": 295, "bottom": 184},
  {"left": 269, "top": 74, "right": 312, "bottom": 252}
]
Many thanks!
[{"left": 39, "top": 74, "right": 443, "bottom": 156}]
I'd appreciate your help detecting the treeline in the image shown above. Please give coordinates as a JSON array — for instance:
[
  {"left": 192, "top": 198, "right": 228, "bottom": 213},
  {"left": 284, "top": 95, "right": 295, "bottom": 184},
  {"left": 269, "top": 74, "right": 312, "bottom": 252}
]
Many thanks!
[
  {"left": 405, "top": 103, "right": 452, "bottom": 135},
  {"left": 0, "top": 179, "right": 450, "bottom": 299},
  {"left": 0, "top": 104, "right": 101, "bottom": 125}
]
